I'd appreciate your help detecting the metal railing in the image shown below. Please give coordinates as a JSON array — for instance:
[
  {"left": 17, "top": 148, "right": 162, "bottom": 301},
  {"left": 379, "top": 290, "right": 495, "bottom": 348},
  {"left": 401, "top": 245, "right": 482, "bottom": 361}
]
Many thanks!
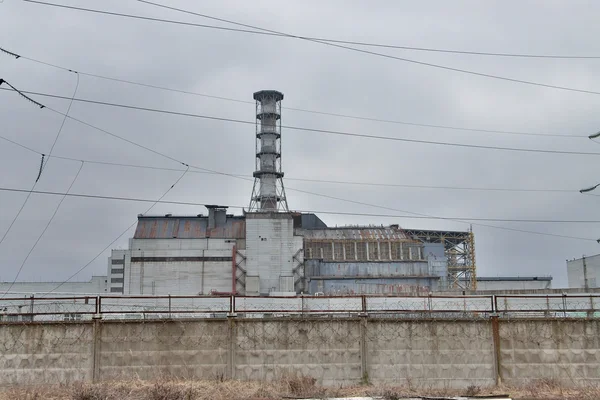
[{"left": 0, "top": 294, "right": 599, "bottom": 322}]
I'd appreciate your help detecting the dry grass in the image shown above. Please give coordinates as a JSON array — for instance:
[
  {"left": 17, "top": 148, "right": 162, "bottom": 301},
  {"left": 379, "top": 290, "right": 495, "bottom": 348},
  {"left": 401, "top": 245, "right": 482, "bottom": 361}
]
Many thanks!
[{"left": 1, "top": 377, "right": 600, "bottom": 400}]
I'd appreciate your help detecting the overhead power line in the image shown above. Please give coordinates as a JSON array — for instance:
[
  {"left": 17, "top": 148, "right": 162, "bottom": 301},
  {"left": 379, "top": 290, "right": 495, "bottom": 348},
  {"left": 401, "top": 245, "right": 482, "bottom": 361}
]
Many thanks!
[
  {"left": 0, "top": 87, "right": 596, "bottom": 156},
  {"left": 3, "top": 132, "right": 593, "bottom": 199},
  {"left": 1, "top": 162, "right": 84, "bottom": 297},
  {"left": 0, "top": 74, "right": 78, "bottom": 251},
  {"left": 1, "top": 84, "right": 594, "bottom": 243},
  {"left": 0, "top": 133, "right": 584, "bottom": 194},
  {"left": 46, "top": 166, "right": 190, "bottom": 295},
  {"left": 21, "top": 0, "right": 600, "bottom": 60},
  {"left": 0, "top": 186, "right": 598, "bottom": 225},
  {"left": 134, "top": 0, "right": 600, "bottom": 96},
  {"left": 1, "top": 47, "right": 585, "bottom": 139},
  {"left": 0, "top": 79, "right": 44, "bottom": 108}
]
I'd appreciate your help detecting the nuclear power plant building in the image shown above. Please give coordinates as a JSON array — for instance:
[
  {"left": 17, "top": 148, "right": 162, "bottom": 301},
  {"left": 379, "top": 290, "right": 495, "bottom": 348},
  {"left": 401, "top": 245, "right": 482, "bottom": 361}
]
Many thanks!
[{"left": 106, "top": 90, "right": 478, "bottom": 296}]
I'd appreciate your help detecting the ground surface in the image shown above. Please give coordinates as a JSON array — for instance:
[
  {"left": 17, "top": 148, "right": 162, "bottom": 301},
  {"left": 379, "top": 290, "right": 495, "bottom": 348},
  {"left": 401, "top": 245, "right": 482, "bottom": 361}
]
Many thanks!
[{"left": 0, "top": 378, "right": 597, "bottom": 400}]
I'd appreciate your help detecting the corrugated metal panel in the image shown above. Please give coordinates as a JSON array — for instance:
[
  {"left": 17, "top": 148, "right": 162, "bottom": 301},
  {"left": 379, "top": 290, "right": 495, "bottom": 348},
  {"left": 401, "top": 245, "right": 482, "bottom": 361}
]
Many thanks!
[
  {"left": 308, "top": 261, "right": 431, "bottom": 278},
  {"left": 134, "top": 217, "right": 245, "bottom": 239},
  {"left": 302, "top": 227, "right": 410, "bottom": 241},
  {"left": 308, "top": 277, "right": 439, "bottom": 295}
]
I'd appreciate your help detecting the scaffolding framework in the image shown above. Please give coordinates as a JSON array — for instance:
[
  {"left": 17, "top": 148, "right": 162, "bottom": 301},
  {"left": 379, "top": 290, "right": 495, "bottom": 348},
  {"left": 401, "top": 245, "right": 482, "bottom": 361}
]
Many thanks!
[
  {"left": 403, "top": 228, "right": 477, "bottom": 290},
  {"left": 249, "top": 90, "right": 289, "bottom": 212}
]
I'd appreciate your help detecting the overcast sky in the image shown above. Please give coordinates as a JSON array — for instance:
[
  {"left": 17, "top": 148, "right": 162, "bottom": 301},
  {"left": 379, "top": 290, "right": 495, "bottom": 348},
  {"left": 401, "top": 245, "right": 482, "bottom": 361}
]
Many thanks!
[{"left": 1, "top": 0, "right": 600, "bottom": 287}]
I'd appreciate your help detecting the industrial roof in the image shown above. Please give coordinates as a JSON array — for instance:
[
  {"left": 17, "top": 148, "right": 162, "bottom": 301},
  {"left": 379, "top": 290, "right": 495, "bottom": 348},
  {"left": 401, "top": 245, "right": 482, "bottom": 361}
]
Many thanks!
[
  {"left": 303, "top": 227, "right": 412, "bottom": 241},
  {"left": 134, "top": 216, "right": 245, "bottom": 239}
]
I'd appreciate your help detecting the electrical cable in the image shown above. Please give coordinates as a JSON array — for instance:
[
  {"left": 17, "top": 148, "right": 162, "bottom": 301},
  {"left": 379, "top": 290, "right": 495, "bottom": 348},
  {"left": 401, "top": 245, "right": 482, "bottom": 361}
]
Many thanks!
[
  {"left": 0, "top": 74, "right": 78, "bottom": 249},
  {"left": 0, "top": 186, "right": 598, "bottom": 226},
  {"left": 1, "top": 87, "right": 597, "bottom": 157},
  {"left": 20, "top": 0, "right": 600, "bottom": 60},
  {"left": 132, "top": 0, "right": 600, "bottom": 96},
  {"left": 1, "top": 47, "right": 586, "bottom": 139},
  {"left": 0, "top": 134, "right": 584, "bottom": 193},
  {"left": 2, "top": 86, "right": 595, "bottom": 247},
  {"left": 1, "top": 161, "right": 85, "bottom": 297},
  {"left": 44, "top": 166, "right": 190, "bottom": 295}
]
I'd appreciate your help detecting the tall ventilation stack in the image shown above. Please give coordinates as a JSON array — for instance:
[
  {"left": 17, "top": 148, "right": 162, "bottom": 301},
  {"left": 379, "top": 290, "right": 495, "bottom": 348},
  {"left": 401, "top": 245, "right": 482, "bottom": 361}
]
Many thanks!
[{"left": 249, "top": 90, "right": 289, "bottom": 212}]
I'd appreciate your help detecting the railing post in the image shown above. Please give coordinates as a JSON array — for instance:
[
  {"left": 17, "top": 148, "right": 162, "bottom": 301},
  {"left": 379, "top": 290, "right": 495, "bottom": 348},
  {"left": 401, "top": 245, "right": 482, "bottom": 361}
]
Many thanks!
[
  {"left": 492, "top": 295, "right": 496, "bottom": 313},
  {"left": 91, "top": 314, "right": 102, "bottom": 383},
  {"left": 228, "top": 295, "right": 237, "bottom": 317},
  {"left": 168, "top": 294, "right": 172, "bottom": 319},
  {"left": 490, "top": 315, "right": 502, "bottom": 386},
  {"left": 562, "top": 293, "right": 567, "bottom": 318},
  {"left": 359, "top": 295, "right": 369, "bottom": 384},
  {"left": 29, "top": 295, "right": 34, "bottom": 317},
  {"left": 361, "top": 295, "right": 367, "bottom": 316},
  {"left": 590, "top": 295, "right": 595, "bottom": 318}
]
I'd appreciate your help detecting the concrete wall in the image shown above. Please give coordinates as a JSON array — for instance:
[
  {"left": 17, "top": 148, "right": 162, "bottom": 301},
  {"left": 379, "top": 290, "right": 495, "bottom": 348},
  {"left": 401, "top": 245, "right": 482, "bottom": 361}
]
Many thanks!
[
  {"left": 245, "top": 214, "right": 300, "bottom": 295},
  {"left": 499, "top": 319, "right": 600, "bottom": 385},
  {"left": 1, "top": 318, "right": 599, "bottom": 388},
  {"left": 109, "top": 239, "right": 241, "bottom": 295},
  {"left": 367, "top": 320, "right": 495, "bottom": 388}
]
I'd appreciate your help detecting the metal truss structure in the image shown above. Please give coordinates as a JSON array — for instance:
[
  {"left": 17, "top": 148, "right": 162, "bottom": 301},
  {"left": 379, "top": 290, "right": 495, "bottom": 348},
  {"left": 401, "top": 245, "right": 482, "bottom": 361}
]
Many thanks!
[
  {"left": 248, "top": 90, "right": 289, "bottom": 212},
  {"left": 404, "top": 228, "right": 477, "bottom": 290}
]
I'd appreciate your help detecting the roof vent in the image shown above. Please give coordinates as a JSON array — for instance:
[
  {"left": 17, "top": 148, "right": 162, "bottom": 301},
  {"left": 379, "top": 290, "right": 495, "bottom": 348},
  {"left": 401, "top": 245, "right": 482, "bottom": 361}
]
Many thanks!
[{"left": 165, "top": 213, "right": 172, "bottom": 217}]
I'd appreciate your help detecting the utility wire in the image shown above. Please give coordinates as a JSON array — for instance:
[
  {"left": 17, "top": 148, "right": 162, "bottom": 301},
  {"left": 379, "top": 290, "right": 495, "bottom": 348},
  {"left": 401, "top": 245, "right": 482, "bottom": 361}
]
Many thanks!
[
  {"left": 20, "top": 0, "right": 600, "bottom": 60},
  {"left": 132, "top": 0, "right": 600, "bottom": 96},
  {"left": 44, "top": 166, "right": 190, "bottom": 295},
  {"left": 1, "top": 162, "right": 84, "bottom": 297},
  {"left": 0, "top": 186, "right": 597, "bottom": 240},
  {"left": 0, "top": 79, "right": 44, "bottom": 108},
  {"left": 2, "top": 87, "right": 594, "bottom": 243},
  {"left": 39, "top": 72, "right": 79, "bottom": 179},
  {"left": 1, "top": 87, "right": 597, "bottom": 157},
  {"left": 0, "top": 74, "right": 78, "bottom": 249},
  {"left": 2, "top": 133, "right": 591, "bottom": 196},
  {"left": 0, "top": 134, "right": 584, "bottom": 193},
  {"left": 2, "top": 47, "right": 585, "bottom": 139}
]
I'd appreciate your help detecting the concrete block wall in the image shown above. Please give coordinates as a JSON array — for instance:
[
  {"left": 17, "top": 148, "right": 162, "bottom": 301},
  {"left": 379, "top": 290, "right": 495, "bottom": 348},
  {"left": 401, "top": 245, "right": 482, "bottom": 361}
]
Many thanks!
[
  {"left": 499, "top": 319, "right": 600, "bottom": 385},
  {"left": 235, "top": 319, "right": 362, "bottom": 386},
  {"left": 0, "top": 323, "right": 93, "bottom": 385},
  {"left": 98, "top": 320, "right": 229, "bottom": 381},
  {"left": 1, "top": 318, "right": 600, "bottom": 388},
  {"left": 367, "top": 320, "right": 496, "bottom": 388}
]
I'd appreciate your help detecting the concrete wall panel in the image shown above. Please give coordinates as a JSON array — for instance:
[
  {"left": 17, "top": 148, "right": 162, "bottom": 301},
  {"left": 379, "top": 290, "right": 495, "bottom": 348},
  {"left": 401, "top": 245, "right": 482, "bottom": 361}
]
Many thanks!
[
  {"left": 2, "top": 318, "right": 600, "bottom": 388},
  {"left": 98, "top": 320, "right": 229, "bottom": 381},
  {"left": 367, "top": 320, "right": 495, "bottom": 388},
  {"left": 499, "top": 319, "right": 600, "bottom": 385},
  {"left": 0, "top": 323, "right": 92, "bottom": 385},
  {"left": 235, "top": 319, "right": 361, "bottom": 386}
]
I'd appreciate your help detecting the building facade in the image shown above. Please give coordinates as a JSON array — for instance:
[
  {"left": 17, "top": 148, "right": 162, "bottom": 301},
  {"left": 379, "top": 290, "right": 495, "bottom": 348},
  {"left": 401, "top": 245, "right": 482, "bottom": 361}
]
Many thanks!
[{"left": 568, "top": 255, "right": 600, "bottom": 289}]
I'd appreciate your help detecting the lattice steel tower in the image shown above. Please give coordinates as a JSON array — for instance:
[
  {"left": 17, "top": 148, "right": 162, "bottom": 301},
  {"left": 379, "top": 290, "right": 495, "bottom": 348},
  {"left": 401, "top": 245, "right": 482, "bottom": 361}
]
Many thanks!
[{"left": 249, "top": 90, "right": 289, "bottom": 212}]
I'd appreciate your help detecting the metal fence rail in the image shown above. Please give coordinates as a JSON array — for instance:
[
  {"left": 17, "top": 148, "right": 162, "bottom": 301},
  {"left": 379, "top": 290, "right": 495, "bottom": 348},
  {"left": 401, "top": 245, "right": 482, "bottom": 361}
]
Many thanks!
[{"left": 1, "top": 294, "right": 599, "bottom": 321}]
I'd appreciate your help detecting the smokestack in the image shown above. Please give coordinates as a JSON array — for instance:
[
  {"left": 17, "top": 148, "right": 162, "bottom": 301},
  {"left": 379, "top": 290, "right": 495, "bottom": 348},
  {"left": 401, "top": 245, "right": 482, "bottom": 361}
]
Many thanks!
[{"left": 249, "top": 90, "right": 289, "bottom": 212}]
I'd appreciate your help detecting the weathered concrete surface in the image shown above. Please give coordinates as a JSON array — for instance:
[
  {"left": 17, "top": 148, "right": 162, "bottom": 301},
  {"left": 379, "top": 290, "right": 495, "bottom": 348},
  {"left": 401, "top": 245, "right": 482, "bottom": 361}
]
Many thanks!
[
  {"left": 98, "top": 320, "right": 229, "bottom": 381},
  {"left": 235, "top": 319, "right": 362, "bottom": 386},
  {"left": 367, "top": 320, "right": 495, "bottom": 388},
  {"left": 0, "top": 322, "right": 92, "bottom": 385},
  {"left": 500, "top": 319, "right": 600, "bottom": 386},
  {"left": 0, "top": 318, "right": 599, "bottom": 388}
]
